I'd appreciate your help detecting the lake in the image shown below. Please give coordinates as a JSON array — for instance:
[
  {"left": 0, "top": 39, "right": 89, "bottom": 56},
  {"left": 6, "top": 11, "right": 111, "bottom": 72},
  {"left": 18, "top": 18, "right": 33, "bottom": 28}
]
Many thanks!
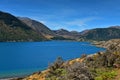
[{"left": 0, "top": 41, "right": 105, "bottom": 78}]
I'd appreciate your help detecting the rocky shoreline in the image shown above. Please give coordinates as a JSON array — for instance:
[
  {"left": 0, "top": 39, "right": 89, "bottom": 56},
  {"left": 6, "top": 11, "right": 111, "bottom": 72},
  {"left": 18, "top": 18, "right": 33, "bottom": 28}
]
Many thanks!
[
  {"left": 0, "top": 78, "right": 17, "bottom": 80},
  {"left": 92, "top": 39, "right": 120, "bottom": 51}
]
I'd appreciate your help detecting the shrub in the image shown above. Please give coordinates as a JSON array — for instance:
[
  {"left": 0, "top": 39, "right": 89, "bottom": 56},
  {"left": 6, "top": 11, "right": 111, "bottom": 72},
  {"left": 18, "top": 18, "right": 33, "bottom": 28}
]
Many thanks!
[
  {"left": 94, "top": 68, "right": 117, "bottom": 80},
  {"left": 65, "top": 62, "right": 94, "bottom": 80},
  {"left": 46, "top": 68, "right": 67, "bottom": 80},
  {"left": 46, "top": 57, "right": 66, "bottom": 80},
  {"left": 95, "top": 76, "right": 103, "bottom": 80},
  {"left": 48, "top": 57, "right": 64, "bottom": 71},
  {"left": 81, "top": 54, "right": 87, "bottom": 58}
]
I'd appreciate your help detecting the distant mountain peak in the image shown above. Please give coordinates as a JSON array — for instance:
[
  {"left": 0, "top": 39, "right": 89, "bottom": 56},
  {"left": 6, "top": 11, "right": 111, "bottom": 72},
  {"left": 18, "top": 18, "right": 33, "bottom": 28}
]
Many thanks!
[
  {"left": 18, "top": 17, "right": 55, "bottom": 39},
  {"left": 81, "top": 27, "right": 120, "bottom": 41},
  {"left": 80, "top": 29, "right": 90, "bottom": 35},
  {"left": 58, "top": 28, "right": 69, "bottom": 31},
  {"left": 17, "top": 17, "right": 30, "bottom": 19},
  {"left": 109, "top": 26, "right": 120, "bottom": 29}
]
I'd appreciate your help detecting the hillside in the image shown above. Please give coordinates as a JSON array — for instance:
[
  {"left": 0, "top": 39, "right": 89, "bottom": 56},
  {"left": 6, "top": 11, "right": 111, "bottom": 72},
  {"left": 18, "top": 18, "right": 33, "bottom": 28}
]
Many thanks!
[
  {"left": 8, "top": 15, "right": 120, "bottom": 41},
  {"left": 0, "top": 11, "right": 46, "bottom": 41},
  {"left": 53, "top": 29, "right": 81, "bottom": 40},
  {"left": 81, "top": 27, "right": 120, "bottom": 41},
  {"left": 52, "top": 26, "right": 120, "bottom": 41},
  {"left": 20, "top": 39, "right": 120, "bottom": 80},
  {"left": 94, "top": 39, "right": 120, "bottom": 52},
  {"left": 18, "top": 17, "right": 55, "bottom": 39},
  {"left": 18, "top": 17, "right": 79, "bottom": 40}
]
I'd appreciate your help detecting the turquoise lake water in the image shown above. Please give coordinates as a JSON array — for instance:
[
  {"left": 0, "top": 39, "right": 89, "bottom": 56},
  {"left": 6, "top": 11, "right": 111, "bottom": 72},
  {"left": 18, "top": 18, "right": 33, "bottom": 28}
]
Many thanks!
[{"left": 0, "top": 41, "right": 105, "bottom": 78}]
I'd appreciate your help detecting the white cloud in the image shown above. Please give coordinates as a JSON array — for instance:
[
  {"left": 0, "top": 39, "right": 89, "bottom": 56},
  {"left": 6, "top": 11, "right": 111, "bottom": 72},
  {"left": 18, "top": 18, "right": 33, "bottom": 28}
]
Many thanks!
[
  {"left": 39, "top": 20, "right": 46, "bottom": 24},
  {"left": 34, "top": 16, "right": 101, "bottom": 31},
  {"left": 66, "top": 17, "right": 100, "bottom": 27}
]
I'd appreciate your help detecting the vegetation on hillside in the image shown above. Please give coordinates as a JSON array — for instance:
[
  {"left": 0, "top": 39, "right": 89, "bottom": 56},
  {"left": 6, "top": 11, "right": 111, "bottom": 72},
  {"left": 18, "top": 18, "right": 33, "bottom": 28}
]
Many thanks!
[
  {"left": 81, "top": 28, "right": 120, "bottom": 41},
  {"left": 0, "top": 11, "right": 46, "bottom": 41},
  {"left": 51, "top": 36, "right": 74, "bottom": 40},
  {"left": 44, "top": 51, "right": 120, "bottom": 80},
  {"left": 22, "top": 39, "right": 120, "bottom": 80}
]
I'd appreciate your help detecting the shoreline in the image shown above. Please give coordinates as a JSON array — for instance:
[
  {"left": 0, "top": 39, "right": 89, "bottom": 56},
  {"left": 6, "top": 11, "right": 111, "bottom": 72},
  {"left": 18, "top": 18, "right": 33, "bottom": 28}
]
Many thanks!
[
  {"left": 0, "top": 77, "right": 17, "bottom": 80},
  {"left": 0, "top": 76, "right": 26, "bottom": 80}
]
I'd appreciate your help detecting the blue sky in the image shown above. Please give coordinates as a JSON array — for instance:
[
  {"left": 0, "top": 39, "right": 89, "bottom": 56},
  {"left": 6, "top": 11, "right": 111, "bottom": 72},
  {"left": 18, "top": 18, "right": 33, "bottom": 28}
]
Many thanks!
[{"left": 0, "top": 0, "right": 120, "bottom": 31}]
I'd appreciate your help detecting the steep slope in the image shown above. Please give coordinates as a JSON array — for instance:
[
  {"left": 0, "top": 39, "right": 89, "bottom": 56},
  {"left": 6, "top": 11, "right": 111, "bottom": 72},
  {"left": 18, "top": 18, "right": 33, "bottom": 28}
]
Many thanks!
[
  {"left": 0, "top": 11, "right": 46, "bottom": 41},
  {"left": 18, "top": 17, "right": 55, "bottom": 39},
  {"left": 81, "top": 27, "right": 120, "bottom": 41}
]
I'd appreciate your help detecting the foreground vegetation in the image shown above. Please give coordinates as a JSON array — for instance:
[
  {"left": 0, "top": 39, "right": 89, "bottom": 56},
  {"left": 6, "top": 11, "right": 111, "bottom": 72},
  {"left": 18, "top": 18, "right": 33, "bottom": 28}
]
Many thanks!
[
  {"left": 21, "top": 39, "right": 120, "bottom": 80},
  {"left": 44, "top": 50, "right": 120, "bottom": 80}
]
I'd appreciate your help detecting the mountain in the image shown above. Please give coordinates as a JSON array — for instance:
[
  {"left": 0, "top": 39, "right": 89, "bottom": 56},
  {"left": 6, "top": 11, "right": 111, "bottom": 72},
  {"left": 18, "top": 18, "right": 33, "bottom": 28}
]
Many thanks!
[
  {"left": 17, "top": 17, "right": 120, "bottom": 41},
  {"left": 18, "top": 17, "right": 81, "bottom": 40},
  {"left": 1, "top": 11, "right": 120, "bottom": 42},
  {"left": 80, "top": 29, "right": 90, "bottom": 35},
  {"left": 53, "top": 29, "right": 81, "bottom": 40},
  {"left": 109, "top": 26, "right": 120, "bottom": 29},
  {"left": 81, "top": 27, "right": 120, "bottom": 41},
  {"left": 18, "top": 17, "right": 55, "bottom": 39},
  {"left": 0, "top": 11, "right": 46, "bottom": 42}
]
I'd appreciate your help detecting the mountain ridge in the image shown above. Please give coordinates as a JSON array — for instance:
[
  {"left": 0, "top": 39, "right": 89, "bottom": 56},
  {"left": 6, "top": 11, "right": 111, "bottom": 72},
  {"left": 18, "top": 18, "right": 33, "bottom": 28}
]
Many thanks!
[
  {"left": 0, "top": 11, "right": 47, "bottom": 41},
  {"left": 0, "top": 11, "right": 120, "bottom": 41},
  {"left": 80, "top": 27, "right": 120, "bottom": 41},
  {"left": 18, "top": 17, "right": 55, "bottom": 39}
]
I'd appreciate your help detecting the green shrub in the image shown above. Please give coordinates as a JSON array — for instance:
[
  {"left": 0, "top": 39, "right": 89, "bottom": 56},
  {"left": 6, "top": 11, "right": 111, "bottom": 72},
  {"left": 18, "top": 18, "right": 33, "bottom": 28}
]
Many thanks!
[
  {"left": 95, "top": 76, "right": 103, "bottom": 80},
  {"left": 46, "top": 57, "right": 66, "bottom": 80},
  {"left": 94, "top": 68, "right": 117, "bottom": 80},
  {"left": 46, "top": 68, "right": 67, "bottom": 80}
]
